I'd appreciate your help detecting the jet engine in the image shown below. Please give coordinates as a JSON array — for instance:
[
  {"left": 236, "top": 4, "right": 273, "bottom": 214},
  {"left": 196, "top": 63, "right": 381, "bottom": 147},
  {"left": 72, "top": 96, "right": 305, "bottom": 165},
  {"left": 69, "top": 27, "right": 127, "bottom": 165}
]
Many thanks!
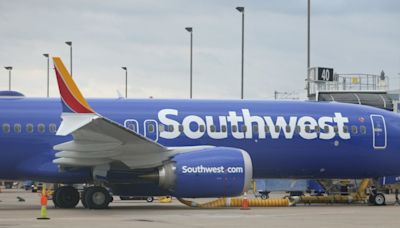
[{"left": 158, "top": 147, "right": 253, "bottom": 198}]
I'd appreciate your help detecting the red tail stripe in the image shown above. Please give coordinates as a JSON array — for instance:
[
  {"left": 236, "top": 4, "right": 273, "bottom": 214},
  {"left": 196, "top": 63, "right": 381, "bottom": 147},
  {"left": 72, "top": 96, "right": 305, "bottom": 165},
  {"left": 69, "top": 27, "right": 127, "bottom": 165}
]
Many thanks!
[{"left": 55, "top": 69, "right": 93, "bottom": 113}]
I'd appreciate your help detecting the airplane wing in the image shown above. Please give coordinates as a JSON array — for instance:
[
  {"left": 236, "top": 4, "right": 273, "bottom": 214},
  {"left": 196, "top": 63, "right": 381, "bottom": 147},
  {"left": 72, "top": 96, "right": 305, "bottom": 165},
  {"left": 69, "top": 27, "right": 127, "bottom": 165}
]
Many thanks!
[{"left": 52, "top": 57, "right": 211, "bottom": 169}]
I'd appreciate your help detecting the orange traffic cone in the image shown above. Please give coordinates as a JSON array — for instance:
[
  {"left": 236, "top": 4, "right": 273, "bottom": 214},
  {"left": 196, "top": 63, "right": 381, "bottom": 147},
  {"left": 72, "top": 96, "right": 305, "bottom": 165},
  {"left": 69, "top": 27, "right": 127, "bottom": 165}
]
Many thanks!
[
  {"left": 37, "top": 184, "right": 50, "bottom": 220},
  {"left": 240, "top": 192, "right": 250, "bottom": 210}
]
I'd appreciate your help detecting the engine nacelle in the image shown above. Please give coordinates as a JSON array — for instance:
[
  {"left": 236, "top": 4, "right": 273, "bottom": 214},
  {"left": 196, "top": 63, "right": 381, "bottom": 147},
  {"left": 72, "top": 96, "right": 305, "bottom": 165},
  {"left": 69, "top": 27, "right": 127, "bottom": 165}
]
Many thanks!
[{"left": 158, "top": 147, "right": 253, "bottom": 198}]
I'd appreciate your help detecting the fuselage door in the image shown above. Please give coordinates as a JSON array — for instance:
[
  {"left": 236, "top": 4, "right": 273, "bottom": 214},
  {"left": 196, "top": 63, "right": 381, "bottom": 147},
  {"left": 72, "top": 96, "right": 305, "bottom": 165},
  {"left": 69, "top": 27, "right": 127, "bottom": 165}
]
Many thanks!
[
  {"left": 370, "top": 115, "right": 387, "bottom": 149},
  {"left": 144, "top": 119, "right": 158, "bottom": 142}
]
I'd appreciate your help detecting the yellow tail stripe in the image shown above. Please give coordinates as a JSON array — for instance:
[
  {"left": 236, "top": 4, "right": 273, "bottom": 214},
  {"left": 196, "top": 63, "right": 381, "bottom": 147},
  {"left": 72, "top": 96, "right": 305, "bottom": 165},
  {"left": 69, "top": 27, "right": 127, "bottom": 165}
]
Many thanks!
[{"left": 53, "top": 57, "right": 93, "bottom": 112}]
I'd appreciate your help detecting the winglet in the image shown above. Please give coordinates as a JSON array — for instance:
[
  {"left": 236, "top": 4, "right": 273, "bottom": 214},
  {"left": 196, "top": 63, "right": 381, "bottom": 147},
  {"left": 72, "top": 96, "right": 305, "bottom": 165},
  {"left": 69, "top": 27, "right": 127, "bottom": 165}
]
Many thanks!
[{"left": 53, "top": 57, "right": 94, "bottom": 113}]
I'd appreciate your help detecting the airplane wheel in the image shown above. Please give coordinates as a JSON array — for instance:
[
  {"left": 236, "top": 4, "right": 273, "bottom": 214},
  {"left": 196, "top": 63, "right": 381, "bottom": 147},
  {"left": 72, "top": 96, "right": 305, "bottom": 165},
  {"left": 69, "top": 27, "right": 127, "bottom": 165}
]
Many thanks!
[
  {"left": 85, "top": 186, "right": 111, "bottom": 209},
  {"left": 54, "top": 186, "right": 80, "bottom": 208},
  {"left": 261, "top": 194, "right": 268, "bottom": 200},
  {"left": 52, "top": 188, "right": 61, "bottom": 208},
  {"left": 146, "top": 196, "right": 154, "bottom": 203},
  {"left": 373, "top": 193, "right": 386, "bottom": 206}
]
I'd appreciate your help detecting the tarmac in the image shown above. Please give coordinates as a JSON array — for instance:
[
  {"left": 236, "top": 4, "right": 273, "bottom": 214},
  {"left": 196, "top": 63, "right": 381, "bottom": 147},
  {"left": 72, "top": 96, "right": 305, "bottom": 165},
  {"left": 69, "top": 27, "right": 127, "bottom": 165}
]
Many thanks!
[{"left": 1, "top": 188, "right": 400, "bottom": 228}]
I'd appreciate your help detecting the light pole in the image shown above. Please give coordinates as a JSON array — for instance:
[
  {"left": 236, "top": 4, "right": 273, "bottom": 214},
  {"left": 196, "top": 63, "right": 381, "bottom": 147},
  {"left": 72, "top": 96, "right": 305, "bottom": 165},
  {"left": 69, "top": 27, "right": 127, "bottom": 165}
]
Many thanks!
[
  {"left": 4, "top": 66, "right": 12, "bottom": 91},
  {"left": 236, "top": 6, "right": 245, "bottom": 99},
  {"left": 306, "top": 0, "right": 311, "bottom": 98},
  {"left": 122, "top": 67, "right": 128, "bottom": 98},
  {"left": 65, "top": 41, "right": 72, "bottom": 76},
  {"left": 43, "top": 53, "right": 50, "bottom": 97},
  {"left": 185, "top": 27, "right": 193, "bottom": 99}
]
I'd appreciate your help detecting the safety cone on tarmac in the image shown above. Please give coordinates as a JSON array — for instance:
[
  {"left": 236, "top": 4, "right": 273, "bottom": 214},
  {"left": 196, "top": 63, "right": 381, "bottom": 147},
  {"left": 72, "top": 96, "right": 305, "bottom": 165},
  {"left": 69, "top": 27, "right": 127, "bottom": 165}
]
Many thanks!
[
  {"left": 37, "top": 184, "right": 50, "bottom": 220},
  {"left": 240, "top": 192, "right": 250, "bottom": 210}
]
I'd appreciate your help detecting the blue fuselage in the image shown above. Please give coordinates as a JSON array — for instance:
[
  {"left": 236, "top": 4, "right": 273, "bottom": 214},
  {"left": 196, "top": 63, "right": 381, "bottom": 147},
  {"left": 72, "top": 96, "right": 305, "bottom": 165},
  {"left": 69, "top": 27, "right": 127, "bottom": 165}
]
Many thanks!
[{"left": 1, "top": 98, "right": 400, "bottom": 183}]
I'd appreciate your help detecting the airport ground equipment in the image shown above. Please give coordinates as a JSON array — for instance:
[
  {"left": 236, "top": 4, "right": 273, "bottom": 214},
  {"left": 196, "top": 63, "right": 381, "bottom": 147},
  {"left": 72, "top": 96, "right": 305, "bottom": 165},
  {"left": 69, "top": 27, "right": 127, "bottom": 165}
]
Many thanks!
[
  {"left": 177, "top": 196, "right": 292, "bottom": 208},
  {"left": 159, "top": 196, "right": 172, "bottom": 203},
  {"left": 253, "top": 179, "right": 325, "bottom": 199},
  {"left": 120, "top": 196, "right": 154, "bottom": 202},
  {"left": 291, "top": 179, "right": 385, "bottom": 206}
]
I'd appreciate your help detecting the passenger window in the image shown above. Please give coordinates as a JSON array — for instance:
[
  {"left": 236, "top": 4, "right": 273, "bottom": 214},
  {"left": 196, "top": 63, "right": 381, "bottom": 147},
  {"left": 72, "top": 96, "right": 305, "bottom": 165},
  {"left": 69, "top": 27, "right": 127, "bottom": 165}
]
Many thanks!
[
  {"left": 324, "top": 126, "right": 329, "bottom": 133},
  {"left": 343, "top": 126, "right": 349, "bottom": 133},
  {"left": 333, "top": 126, "right": 338, "bottom": 133},
  {"left": 2, "top": 124, "right": 10, "bottom": 133},
  {"left": 221, "top": 125, "right": 227, "bottom": 133},
  {"left": 148, "top": 124, "right": 155, "bottom": 133},
  {"left": 315, "top": 126, "right": 320, "bottom": 133},
  {"left": 295, "top": 126, "right": 301, "bottom": 134},
  {"left": 127, "top": 124, "right": 136, "bottom": 132},
  {"left": 159, "top": 124, "right": 165, "bottom": 132},
  {"left": 241, "top": 125, "right": 247, "bottom": 132},
  {"left": 253, "top": 125, "right": 258, "bottom": 133},
  {"left": 285, "top": 126, "right": 291, "bottom": 133},
  {"left": 305, "top": 126, "right": 311, "bottom": 133},
  {"left": 210, "top": 125, "right": 216, "bottom": 132},
  {"left": 38, "top": 123, "right": 45, "bottom": 134},
  {"left": 264, "top": 126, "right": 270, "bottom": 134},
  {"left": 232, "top": 125, "right": 238, "bottom": 133},
  {"left": 168, "top": 125, "right": 174, "bottom": 132},
  {"left": 274, "top": 126, "right": 280, "bottom": 133},
  {"left": 178, "top": 125, "right": 183, "bottom": 132},
  {"left": 351, "top": 126, "right": 358, "bottom": 134},
  {"left": 360, "top": 126, "right": 367, "bottom": 134},
  {"left": 26, "top": 124, "right": 34, "bottom": 133},
  {"left": 49, "top": 123, "right": 57, "bottom": 133},
  {"left": 199, "top": 125, "right": 205, "bottom": 132},
  {"left": 14, "top": 124, "right": 21, "bottom": 133}
]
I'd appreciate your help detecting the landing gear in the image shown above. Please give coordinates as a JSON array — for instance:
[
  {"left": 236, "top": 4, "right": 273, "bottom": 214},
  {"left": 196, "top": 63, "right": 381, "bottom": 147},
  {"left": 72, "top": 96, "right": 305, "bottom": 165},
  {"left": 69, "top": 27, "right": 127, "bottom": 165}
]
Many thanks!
[
  {"left": 369, "top": 193, "right": 386, "bottom": 206},
  {"left": 81, "top": 188, "right": 88, "bottom": 208},
  {"left": 84, "top": 186, "right": 112, "bottom": 209},
  {"left": 52, "top": 186, "right": 80, "bottom": 208}
]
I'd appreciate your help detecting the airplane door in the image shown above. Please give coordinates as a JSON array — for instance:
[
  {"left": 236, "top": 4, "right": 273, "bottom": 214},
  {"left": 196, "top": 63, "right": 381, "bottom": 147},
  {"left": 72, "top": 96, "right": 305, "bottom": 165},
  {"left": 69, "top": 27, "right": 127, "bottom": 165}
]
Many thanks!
[
  {"left": 124, "top": 119, "right": 140, "bottom": 134},
  {"left": 144, "top": 120, "right": 158, "bottom": 141},
  {"left": 370, "top": 115, "right": 387, "bottom": 149}
]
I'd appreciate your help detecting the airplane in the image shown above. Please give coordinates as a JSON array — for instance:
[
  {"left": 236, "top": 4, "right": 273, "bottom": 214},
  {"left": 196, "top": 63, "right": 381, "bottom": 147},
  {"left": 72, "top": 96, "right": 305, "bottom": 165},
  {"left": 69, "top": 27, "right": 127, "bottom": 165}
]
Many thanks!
[{"left": 0, "top": 57, "right": 399, "bottom": 209}]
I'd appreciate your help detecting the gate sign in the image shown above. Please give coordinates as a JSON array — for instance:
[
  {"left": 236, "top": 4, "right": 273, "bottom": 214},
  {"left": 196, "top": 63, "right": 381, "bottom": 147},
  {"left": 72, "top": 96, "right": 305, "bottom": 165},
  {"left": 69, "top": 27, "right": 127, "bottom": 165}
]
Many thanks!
[{"left": 317, "top": 67, "right": 334, "bottom": 81}]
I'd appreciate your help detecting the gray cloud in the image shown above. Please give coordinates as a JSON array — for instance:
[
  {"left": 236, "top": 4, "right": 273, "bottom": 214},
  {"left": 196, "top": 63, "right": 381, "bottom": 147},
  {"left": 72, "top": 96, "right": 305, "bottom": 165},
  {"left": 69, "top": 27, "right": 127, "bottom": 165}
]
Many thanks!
[{"left": 0, "top": 0, "right": 399, "bottom": 100}]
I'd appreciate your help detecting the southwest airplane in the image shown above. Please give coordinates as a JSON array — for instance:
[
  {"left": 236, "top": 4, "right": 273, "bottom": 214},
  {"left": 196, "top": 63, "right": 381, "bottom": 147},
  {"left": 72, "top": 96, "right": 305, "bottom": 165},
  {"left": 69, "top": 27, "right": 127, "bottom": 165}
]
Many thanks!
[{"left": 0, "top": 57, "right": 398, "bottom": 209}]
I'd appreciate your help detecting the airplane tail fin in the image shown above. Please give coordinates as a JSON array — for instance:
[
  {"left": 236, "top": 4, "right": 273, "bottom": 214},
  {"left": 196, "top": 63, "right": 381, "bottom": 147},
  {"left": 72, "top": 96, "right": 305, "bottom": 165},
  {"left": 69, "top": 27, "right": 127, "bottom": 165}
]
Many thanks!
[{"left": 53, "top": 57, "right": 94, "bottom": 114}]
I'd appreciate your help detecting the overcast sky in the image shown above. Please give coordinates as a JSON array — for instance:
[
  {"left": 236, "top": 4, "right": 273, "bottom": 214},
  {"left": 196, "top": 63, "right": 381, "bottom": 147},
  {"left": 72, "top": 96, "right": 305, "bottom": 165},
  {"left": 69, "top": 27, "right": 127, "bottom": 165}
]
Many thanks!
[{"left": 0, "top": 0, "right": 399, "bottom": 100}]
